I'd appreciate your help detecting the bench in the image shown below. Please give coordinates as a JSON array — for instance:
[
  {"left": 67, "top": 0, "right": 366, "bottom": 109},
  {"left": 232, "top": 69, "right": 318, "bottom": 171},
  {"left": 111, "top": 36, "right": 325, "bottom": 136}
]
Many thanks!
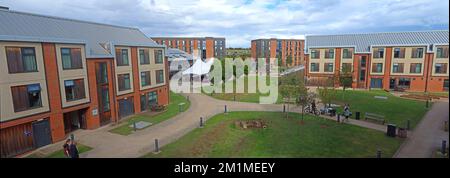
[{"left": 365, "top": 112, "right": 386, "bottom": 125}]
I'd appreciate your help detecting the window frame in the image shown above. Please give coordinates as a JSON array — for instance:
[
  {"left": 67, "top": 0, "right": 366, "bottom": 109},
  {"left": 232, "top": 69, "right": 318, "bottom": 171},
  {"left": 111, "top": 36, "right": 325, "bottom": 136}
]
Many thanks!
[
  {"left": 6, "top": 47, "right": 38, "bottom": 73},
  {"left": 154, "top": 50, "right": 164, "bottom": 64},
  {"left": 11, "top": 84, "right": 43, "bottom": 112}
]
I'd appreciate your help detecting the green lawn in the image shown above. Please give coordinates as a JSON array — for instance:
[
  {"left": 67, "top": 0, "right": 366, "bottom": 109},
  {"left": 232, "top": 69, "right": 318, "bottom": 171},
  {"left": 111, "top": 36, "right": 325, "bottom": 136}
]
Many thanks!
[
  {"left": 144, "top": 111, "right": 402, "bottom": 158},
  {"left": 26, "top": 144, "right": 92, "bottom": 158},
  {"left": 109, "top": 92, "right": 190, "bottom": 135},
  {"left": 332, "top": 90, "right": 429, "bottom": 129},
  {"left": 202, "top": 76, "right": 283, "bottom": 103}
]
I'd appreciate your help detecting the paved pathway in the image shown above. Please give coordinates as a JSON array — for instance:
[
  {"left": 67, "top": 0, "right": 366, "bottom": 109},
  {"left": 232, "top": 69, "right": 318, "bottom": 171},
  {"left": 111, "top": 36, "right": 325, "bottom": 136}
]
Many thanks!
[
  {"left": 394, "top": 100, "right": 449, "bottom": 158},
  {"left": 23, "top": 91, "right": 400, "bottom": 158}
]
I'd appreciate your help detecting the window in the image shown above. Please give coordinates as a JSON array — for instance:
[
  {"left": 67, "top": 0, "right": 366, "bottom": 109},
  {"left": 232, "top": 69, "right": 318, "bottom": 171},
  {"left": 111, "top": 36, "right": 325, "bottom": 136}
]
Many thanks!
[
  {"left": 116, "top": 49, "right": 129, "bottom": 66},
  {"left": 437, "top": 46, "right": 449, "bottom": 58},
  {"left": 118, "top": 73, "right": 131, "bottom": 91},
  {"left": 156, "top": 70, "right": 164, "bottom": 84},
  {"left": 394, "top": 48, "right": 405, "bottom": 58},
  {"left": 11, "top": 84, "right": 42, "bottom": 112},
  {"left": 342, "top": 63, "right": 352, "bottom": 71},
  {"left": 435, "top": 63, "right": 448, "bottom": 74},
  {"left": 359, "top": 69, "right": 366, "bottom": 81},
  {"left": 61, "top": 48, "right": 82, "bottom": 69},
  {"left": 101, "top": 87, "right": 110, "bottom": 111},
  {"left": 325, "top": 49, "right": 334, "bottom": 59},
  {"left": 139, "top": 49, "right": 150, "bottom": 64},
  {"left": 64, "top": 79, "right": 86, "bottom": 101},
  {"left": 372, "top": 63, "right": 383, "bottom": 73},
  {"left": 155, "top": 50, "right": 163, "bottom": 64},
  {"left": 398, "top": 78, "right": 411, "bottom": 89},
  {"left": 311, "top": 50, "right": 320, "bottom": 59},
  {"left": 6, "top": 47, "right": 38, "bottom": 73},
  {"left": 410, "top": 63, "right": 422, "bottom": 73},
  {"left": 141, "top": 71, "right": 151, "bottom": 87},
  {"left": 373, "top": 48, "right": 384, "bottom": 58},
  {"left": 149, "top": 91, "right": 158, "bottom": 106},
  {"left": 310, "top": 63, "right": 319, "bottom": 72},
  {"left": 360, "top": 56, "right": 367, "bottom": 68},
  {"left": 324, "top": 63, "right": 333, "bottom": 72},
  {"left": 97, "top": 63, "right": 108, "bottom": 84},
  {"left": 411, "top": 48, "right": 424, "bottom": 58},
  {"left": 342, "top": 48, "right": 353, "bottom": 59},
  {"left": 444, "top": 79, "right": 449, "bottom": 91},
  {"left": 393, "top": 63, "right": 404, "bottom": 73}
]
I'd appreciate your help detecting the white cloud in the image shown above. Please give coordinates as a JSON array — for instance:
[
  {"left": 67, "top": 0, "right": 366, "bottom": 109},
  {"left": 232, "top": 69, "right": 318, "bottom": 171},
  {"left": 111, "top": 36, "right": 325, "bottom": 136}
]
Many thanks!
[{"left": 1, "top": 0, "right": 448, "bottom": 47}]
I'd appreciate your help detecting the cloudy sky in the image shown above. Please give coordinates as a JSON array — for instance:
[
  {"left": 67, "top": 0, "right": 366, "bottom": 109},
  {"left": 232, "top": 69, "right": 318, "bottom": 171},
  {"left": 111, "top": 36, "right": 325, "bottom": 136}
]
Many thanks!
[{"left": 2, "top": 0, "right": 449, "bottom": 47}]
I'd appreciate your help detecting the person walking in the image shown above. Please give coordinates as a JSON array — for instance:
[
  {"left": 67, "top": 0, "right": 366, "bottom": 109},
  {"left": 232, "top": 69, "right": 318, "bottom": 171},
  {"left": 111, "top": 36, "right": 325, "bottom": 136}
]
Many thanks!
[
  {"left": 69, "top": 139, "right": 80, "bottom": 158},
  {"left": 63, "top": 139, "right": 71, "bottom": 158}
]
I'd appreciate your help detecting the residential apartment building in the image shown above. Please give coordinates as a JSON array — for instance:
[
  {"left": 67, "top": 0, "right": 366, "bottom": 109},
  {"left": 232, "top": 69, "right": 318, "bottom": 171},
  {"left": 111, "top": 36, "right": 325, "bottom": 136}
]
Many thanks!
[
  {"left": 0, "top": 9, "right": 169, "bottom": 157},
  {"left": 152, "top": 37, "right": 226, "bottom": 60},
  {"left": 251, "top": 38, "right": 305, "bottom": 66},
  {"left": 305, "top": 31, "right": 449, "bottom": 92}
]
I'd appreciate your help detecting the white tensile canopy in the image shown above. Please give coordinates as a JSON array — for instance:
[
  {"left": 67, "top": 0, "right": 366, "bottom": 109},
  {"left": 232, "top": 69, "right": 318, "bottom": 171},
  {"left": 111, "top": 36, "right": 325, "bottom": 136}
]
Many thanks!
[{"left": 182, "top": 58, "right": 215, "bottom": 75}]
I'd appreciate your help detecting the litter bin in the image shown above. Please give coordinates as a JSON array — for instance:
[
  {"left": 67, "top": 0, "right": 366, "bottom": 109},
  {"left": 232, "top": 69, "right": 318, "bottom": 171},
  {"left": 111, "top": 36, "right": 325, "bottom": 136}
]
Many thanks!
[
  {"left": 387, "top": 124, "right": 397, "bottom": 137},
  {"left": 398, "top": 127, "right": 407, "bottom": 138},
  {"left": 355, "top": 112, "right": 360, "bottom": 120}
]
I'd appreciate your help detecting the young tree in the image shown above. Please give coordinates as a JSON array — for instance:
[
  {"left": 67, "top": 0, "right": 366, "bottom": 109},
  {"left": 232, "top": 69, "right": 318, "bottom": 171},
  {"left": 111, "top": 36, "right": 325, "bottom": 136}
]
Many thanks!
[
  {"left": 339, "top": 64, "right": 353, "bottom": 91},
  {"left": 279, "top": 73, "right": 301, "bottom": 119},
  {"left": 318, "top": 78, "right": 337, "bottom": 108}
]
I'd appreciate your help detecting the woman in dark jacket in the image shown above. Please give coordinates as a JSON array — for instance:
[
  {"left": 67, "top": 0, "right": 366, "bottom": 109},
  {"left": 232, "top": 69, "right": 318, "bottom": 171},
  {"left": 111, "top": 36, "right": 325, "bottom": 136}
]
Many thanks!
[{"left": 69, "top": 140, "right": 80, "bottom": 158}]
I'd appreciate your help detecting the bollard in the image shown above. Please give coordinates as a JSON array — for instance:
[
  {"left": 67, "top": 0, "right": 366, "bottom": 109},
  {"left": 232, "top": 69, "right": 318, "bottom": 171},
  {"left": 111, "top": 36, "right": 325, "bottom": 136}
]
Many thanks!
[
  {"left": 355, "top": 112, "right": 360, "bottom": 120},
  {"left": 283, "top": 105, "right": 286, "bottom": 112},
  {"left": 337, "top": 114, "right": 340, "bottom": 123},
  {"left": 442, "top": 140, "right": 447, "bottom": 155},
  {"left": 376, "top": 149, "right": 382, "bottom": 158},
  {"left": 154, "top": 139, "right": 159, "bottom": 153},
  {"left": 406, "top": 120, "right": 411, "bottom": 130},
  {"left": 70, "top": 134, "right": 74, "bottom": 141},
  {"left": 224, "top": 105, "right": 227, "bottom": 113},
  {"left": 133, "top": 122, "right": 137, "bottom": 132},
  {"left": 426, "top": 99, "right": 429, "bottom": 108},
  {"left": 200, "top": 117, "right": 204, "bottom": 128}
]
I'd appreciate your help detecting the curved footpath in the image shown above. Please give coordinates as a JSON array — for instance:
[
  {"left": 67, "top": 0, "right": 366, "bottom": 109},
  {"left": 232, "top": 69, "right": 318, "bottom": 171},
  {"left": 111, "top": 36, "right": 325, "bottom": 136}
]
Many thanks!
[{"left": 23, "top": 93, "right": 448, "bottom": 158}]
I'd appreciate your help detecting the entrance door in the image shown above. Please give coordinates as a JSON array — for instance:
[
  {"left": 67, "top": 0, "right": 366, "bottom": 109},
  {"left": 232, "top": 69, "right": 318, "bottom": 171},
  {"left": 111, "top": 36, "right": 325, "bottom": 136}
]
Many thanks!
[
  {"left": 389, "top": 78, "right": 396, "bottom": 89},
  {"left": 370, "top": 78, "right": 383, "bottom": 89},
  {"left": 63, "top": 109, "right": 87, "bottom": 134},
  {"left": 96, "top": 62, "right": 111, "bottom": 126},
  {"left": 32, "top": 119, "right": 52, "bottom": 148},
  {"left": 119, "top": 97, "right": 134, "bottom": 119}
]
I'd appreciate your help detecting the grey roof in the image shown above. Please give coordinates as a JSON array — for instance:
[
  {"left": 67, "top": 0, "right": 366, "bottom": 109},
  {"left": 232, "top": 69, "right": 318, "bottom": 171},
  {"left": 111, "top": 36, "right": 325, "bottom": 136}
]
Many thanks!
[
  {"left": 306, "top": 31, "right": 449, "bottom": 53},
  {"left": 166, "top": 48, "right": 193, "bottom": 62},
  {"left": 0, "top": 9, "right": 163, "bottom": 58}
]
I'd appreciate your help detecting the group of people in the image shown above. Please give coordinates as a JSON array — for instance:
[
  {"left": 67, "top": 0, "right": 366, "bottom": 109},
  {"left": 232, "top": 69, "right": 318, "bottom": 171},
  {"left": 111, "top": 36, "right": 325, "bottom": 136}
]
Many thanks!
[{"left": 63, "top": 139, "right": 80, "bottom": 158}]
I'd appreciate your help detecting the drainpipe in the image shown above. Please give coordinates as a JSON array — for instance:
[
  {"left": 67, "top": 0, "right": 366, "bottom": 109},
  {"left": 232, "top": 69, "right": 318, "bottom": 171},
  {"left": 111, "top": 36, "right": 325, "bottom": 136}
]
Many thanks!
[
  {"left": 424, "top": 53, "right": 431, "bottom": 93},
  {"left": 110, "top": 58, "right": 119, "bottom": 124}
]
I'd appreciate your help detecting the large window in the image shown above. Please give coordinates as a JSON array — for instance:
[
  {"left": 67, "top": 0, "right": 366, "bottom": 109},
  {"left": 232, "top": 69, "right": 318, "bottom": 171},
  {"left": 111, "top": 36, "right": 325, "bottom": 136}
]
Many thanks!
[
  {"left": 372, "top": 63, "right": 383, "bottom": 73},
  {"left": 393, "top": 63, "right": 404, "bottom": 73},
  {"left": 410, "top": 63, "right": 422, "bottom": 74},
  {"left": 141, "top": 71, "right": 151, "bottom": 87},
  {"left": 11, "top": 84, "right": 42, "bottom": 112},
  {"left": 61, "top": 48, "right": 82, "bottom": 69},
  {"left": 118, "top": 73, "right": 131, "bottom": 91},
  {"left": 394, "top": 48, "right": 405, "bottom": 58},
  {"left": 373, "top": 48, "right": 384, "bottom": 58},
  {"left": 437, "top": 46, "right": 449, "bottom": 58},
  {"left": 342, "top": 48, "right": 353, "bottom": 59},
  {"left": 6, "top": 47, "right": 38, "bottom": 73},
  {"left": 324, "top": 49, "right": 334, "bottom": 59},
  {"left": 324, "top": 63, "right": 333, "bottom": 72},
  {"left": 156, "top": 70, "right": 164, "bottom": 84},
  {"left": 444, "top": 79, "right": 449, "bottom": 91},
  {"left": 64, "top": 79, "right": 86, "bottom": 101},
  {"left": 155, "top": 50, "right": 163, "bottom": 64},
  {"left": 310, "top": 63, "right": 319, "bottom": 72},
  {"left": 97, "top": 63, "right": 108, "bottom": 84},
  {"left": 116, "top": 49, "right": 129, "bottom": 66},
  {"left": 411, "top": 48, "right": 424, "bottom": 58},
  {"left": 310, "top": 50, "right": 320, "bottom": 59},
  {"left": 435, "top": 63, "right": 448, "bottom": 74},
  {"left": 139, "top": 49, "right": 150, "bottom": 65}
]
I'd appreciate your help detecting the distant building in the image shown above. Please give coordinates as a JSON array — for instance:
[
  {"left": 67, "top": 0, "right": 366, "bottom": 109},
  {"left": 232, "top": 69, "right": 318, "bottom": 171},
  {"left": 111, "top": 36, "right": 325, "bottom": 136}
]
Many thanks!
[
  {"left": 305, "top": 31, "right": 449, "bottom": 92},
  {"left": 251, "top": 38, "right": 305, "bottom": 67},
  {"left": 152, "top": 37, "right": 226, "bottom": 60}
]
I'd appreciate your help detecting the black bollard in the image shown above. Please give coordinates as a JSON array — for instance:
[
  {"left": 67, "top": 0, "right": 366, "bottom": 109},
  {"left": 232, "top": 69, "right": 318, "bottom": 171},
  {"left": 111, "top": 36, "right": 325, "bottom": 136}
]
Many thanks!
[
  {"left": 376, "top": 149, "right": 382, "bottom": 158},
  {"left": 426, "top": 99, "right": 429, "bottom": 108},
  {"left": 200, "top": 117, "right": 204, "bottom": 128},
  {"left": 337, "top": 114, "right": 340, "bottom": 123},
  {"left": 442, "top": 140, "right": 447, "bottom": 155},
  {"left": 133, "top": 122, "right": 137, "bottom": 132},
  {"left": 283, "top": 105, "right": 286, "bottom": 113},
  {"left": 355, "top": 112, "right": 360, "bottom": 120},
  {"left": 407, "top": 120, "right": 411, "bottom": 130},
  {"left": 154, "top": 139, "right": 159, "bottom": 153},
  {"left": 224, "top": 105, "right": 227, "bottom": 113}
]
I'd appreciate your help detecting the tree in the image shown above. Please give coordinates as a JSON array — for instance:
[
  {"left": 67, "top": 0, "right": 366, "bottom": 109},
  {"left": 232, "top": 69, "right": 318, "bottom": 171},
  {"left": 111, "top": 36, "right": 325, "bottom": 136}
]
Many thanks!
[
  {"left": 318, "top": 78, "right": 337, "bottom": 108},
  {"left": 339, "top": 64, "right": 353, "bottom": 91},
  {"left": 279, "top": 73, "right": 301, "bottom": 119},
  {"left": 286, "top": 55, "right": 293, "bottom": 67}
]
